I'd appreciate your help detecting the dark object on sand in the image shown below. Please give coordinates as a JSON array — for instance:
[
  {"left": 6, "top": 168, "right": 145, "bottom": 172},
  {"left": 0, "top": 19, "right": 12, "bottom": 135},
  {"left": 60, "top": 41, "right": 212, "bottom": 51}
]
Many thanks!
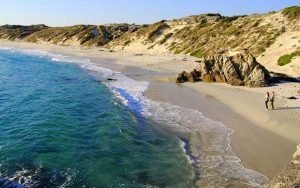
[
  {"left": 134, "top": 53, "right": 143, "bottom": 56},
  {"left": 287, "top": 96, "right": 298, "bottom": 100},
  {"left": 107, "top": 78, "right": 117, "bottom": 81}
]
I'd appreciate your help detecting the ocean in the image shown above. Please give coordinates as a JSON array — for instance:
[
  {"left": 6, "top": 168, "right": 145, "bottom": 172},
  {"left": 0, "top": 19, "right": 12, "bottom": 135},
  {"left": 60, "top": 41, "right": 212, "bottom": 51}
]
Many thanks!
[
  {"left": 0, "top": 49, "right": 194, "bottom": 187},
  {"left": 0, "top": 47, "right": 269, "bottom": 188}
]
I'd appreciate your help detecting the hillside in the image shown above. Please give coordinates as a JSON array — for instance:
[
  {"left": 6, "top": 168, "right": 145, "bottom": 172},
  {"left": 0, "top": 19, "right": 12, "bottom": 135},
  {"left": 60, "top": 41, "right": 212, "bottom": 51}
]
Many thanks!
[
  {"left": 0, "top": 24, "right": 143, "bottom": 47},
  {"left": 0, "top": 6, "right": 300, "bottom": 76}
]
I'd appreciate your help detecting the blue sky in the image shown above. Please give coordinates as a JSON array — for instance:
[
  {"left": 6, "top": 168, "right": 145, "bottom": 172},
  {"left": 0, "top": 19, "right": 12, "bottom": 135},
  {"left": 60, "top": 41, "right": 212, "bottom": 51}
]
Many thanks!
[{"left": 0, "top": 0, "right": 299, "bottom": 26}]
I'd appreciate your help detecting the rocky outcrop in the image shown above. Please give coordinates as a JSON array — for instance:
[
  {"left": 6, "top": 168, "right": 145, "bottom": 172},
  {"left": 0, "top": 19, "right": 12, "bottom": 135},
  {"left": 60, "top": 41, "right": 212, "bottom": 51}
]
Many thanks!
[
  {"left": 176, "top": 51, "right": 271, "bottom": 87},
  {"left": 268, "top": 145, "right": 300, "bottom": 188}
]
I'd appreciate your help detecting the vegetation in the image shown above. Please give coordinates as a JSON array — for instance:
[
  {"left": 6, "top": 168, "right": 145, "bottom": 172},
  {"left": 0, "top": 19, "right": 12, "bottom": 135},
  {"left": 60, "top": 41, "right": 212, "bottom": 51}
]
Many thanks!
[
  {"left": 282, "top": 6, "right": 300, "bottom": 20},
  {"left": 277, "top": 50, "right": 300, "bottom": 66},
  {"left": 134, "top": 21, "right": 169, "bottom": 43},
  {"left": 158, "top": 33, "right": 173, "bottom": 45},
  {"left": 123, "top": 40, "right": 131, "bottom": 46},
  {"left": 0, "top": 7, "right": 294, "bottom": 56},
  {"left": 190, "top": 48, "right": 206, "bottom": 58}
]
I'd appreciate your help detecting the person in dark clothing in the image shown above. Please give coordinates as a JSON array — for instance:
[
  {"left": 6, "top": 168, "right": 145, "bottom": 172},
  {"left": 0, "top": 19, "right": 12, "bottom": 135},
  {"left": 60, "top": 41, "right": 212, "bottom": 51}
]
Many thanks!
[{"left": 270, "top": 91, "right": 275, "bottom": 110}]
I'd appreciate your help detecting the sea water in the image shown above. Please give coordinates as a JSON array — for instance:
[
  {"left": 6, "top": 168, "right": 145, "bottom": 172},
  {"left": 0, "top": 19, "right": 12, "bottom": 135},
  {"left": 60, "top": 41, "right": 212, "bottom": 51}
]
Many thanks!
[
  {"left": 0, "top": 47, "right": 269, "bottom": 188},
  {"left": 0, "top": 49, "right": 194, "bottom": 187}
]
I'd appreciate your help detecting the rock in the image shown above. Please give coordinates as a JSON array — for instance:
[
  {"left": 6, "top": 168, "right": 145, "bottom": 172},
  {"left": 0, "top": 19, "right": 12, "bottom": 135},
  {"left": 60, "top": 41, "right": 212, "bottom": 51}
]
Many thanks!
[
  {"left": 268, "top": 145, "right": 300, "bottom": 188},
  {"left": 176, "top": 70, "right": 200, "bottom": 83},
  {"left": 176, "top": 71, "right": 189, "bottom": 83},
  {"left": 176, "top": 51, "right": 271, "bottom": 87},
  {"left": 107, "top": 78, "right": 117, "bottom": 81}
]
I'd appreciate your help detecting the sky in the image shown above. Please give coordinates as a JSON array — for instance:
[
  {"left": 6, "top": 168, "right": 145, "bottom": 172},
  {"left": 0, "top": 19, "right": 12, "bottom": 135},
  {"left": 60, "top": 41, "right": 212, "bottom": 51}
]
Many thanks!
[{"left": 0, "top": 0, "right": 299, "bottom": 26}]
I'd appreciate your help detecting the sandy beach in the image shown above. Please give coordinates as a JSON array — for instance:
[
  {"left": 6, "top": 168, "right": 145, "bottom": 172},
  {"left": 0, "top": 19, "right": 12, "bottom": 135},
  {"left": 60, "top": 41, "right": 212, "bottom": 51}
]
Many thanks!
[{"left": 1, "top": 41, "right": 299, "bottom": 181}]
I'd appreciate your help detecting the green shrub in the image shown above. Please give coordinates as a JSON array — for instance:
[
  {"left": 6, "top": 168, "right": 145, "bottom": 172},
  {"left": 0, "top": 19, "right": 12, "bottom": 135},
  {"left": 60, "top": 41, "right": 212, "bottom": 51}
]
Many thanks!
[
  {"left": 224, "top": 27, "right": 242, "bottom": 36},
  {"left": 277, "top": 50, "right": 300, "bottom": 66},
  {"left": 123, "top": 40, "right": 131, "bottom": 46},
  {"left": 173, "top": 47, "right": 184, "bottom": 54},
  {"left": 190, "top": 49, "right": 206, "bottom": 58},
  {"left": 282, "top": 6, "right": 300, "bottom": 20},
  {"left": 184, "top": 48, "right": 193, "bottom": 54}
]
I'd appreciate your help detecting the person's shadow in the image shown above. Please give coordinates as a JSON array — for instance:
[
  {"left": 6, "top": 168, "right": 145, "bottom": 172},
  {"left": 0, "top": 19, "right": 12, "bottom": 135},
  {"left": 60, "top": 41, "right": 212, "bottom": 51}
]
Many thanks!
[{"left": 275, "top": 107, "right": 300, "bottom": 110}]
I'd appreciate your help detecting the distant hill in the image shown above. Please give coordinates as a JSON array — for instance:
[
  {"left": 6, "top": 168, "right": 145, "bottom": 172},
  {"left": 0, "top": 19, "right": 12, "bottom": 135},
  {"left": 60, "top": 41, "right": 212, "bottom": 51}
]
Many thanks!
[{"left": 1, "top": 6, "right": 300, "bottom": 76}]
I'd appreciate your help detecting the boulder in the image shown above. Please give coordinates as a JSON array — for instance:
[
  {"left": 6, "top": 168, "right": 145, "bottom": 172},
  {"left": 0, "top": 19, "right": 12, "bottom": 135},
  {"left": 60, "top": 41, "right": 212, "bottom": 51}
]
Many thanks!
[
  {"left": 176, "top": 51, "right": 271, "bottom": 87},
  {"left": 176, "top": 71, "right": 189, "bottom": 83},
  {"left": 176, "top": 70, "right": 200, "bottom": 83}
]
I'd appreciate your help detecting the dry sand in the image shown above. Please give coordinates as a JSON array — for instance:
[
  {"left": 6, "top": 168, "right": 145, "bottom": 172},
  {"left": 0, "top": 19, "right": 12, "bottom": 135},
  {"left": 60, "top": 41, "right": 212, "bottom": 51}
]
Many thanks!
[{"left": 1, "top": 41, "right": 299, "bottom": 180}]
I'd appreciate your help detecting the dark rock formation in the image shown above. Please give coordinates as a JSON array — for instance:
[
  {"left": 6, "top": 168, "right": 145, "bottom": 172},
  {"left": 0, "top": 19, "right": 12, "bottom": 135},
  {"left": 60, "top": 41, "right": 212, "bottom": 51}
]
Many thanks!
[
  {"left": 176, "top": 51, "right": 271, "bottom": 87},
  {"left": 268, "top": 145, "right": 300, "bottom": 188}
]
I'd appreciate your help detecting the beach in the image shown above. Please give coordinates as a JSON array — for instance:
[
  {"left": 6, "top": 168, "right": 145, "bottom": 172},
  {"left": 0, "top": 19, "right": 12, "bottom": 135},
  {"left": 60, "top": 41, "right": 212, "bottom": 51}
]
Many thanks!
[{"left": 1, "top": 41, "right": 299, "bottom": 184}]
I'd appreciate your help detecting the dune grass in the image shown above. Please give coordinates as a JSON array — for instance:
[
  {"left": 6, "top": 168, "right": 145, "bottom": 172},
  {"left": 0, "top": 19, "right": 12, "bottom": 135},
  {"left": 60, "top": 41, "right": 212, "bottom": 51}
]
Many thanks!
[
  {"left": 190, "top": 49, "right": 206, "bottom": 58},
  {"left": 277, "top": 50, "right": 300, "bottom": 66},
  {"left": 282, "top": 6, "right": 300, "bottom": 20}
]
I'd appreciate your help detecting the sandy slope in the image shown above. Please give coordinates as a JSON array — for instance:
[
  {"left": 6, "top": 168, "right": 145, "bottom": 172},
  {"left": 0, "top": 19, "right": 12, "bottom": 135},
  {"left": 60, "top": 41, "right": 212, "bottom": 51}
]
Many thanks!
[{"left": 257, "top": 30, "right": 300, "bottom": 77}]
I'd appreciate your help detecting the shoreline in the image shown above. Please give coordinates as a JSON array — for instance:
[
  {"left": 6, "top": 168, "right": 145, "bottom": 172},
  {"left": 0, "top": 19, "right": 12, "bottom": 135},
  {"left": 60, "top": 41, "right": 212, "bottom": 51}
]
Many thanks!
[
  {"left": 145, "top": 79, "right": 298, "bottom": 178},
  {"left": 0, "top": 41, "right": 299, "bottom": 182}
]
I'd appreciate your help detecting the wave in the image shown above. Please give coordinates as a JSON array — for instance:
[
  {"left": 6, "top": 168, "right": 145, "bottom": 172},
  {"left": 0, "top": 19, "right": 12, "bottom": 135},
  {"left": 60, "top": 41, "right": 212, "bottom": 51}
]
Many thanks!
[
  {"left": 0, "top": 47, "right": 269, "bottom": 187},
  {"left": 0, "top": 165, "right": 79, "bottom": 188}
]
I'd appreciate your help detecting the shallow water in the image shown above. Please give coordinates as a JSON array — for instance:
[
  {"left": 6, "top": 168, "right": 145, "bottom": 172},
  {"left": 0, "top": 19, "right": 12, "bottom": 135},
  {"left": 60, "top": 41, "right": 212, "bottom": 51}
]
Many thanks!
[{"left": 0, "top": 49, "right": 194, "bottom": 188}]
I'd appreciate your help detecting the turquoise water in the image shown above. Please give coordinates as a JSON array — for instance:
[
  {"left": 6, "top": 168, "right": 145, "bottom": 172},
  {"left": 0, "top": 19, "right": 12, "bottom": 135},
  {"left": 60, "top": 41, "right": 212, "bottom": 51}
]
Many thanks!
[{"left": 0, "top": 49, "right": 194, "bottom": 188}]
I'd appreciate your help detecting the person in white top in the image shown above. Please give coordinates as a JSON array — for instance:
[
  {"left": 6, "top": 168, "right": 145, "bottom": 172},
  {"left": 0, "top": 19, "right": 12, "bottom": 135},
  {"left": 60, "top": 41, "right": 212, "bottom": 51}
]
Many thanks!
[{"left": 265, "top": 92, "right": 270, "bottom": 110}]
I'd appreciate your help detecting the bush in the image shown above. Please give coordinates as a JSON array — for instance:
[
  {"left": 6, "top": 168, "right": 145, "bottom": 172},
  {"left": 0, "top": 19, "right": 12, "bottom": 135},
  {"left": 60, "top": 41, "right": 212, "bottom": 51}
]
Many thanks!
[
  {"left": 123, "top": 40, "right": 131, "bottom": 46},
  {"left": 277, "top": 50, "right": 300, "bottom": 66},
  {"left": 282, "top": 6, "right": 300, "bottom": 20},
  {"left": 190, "top": 49, "right": 206, "bottom": 58}
]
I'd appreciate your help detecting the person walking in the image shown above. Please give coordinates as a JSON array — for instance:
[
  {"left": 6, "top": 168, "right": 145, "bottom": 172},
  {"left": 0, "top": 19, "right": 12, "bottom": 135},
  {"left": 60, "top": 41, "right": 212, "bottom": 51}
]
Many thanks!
[
  {"left": 270, "top": 91, "right": 275, "bottom": 110},
  {"left": 265, "top": 92, "right": 270, "bottom": 110}
]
